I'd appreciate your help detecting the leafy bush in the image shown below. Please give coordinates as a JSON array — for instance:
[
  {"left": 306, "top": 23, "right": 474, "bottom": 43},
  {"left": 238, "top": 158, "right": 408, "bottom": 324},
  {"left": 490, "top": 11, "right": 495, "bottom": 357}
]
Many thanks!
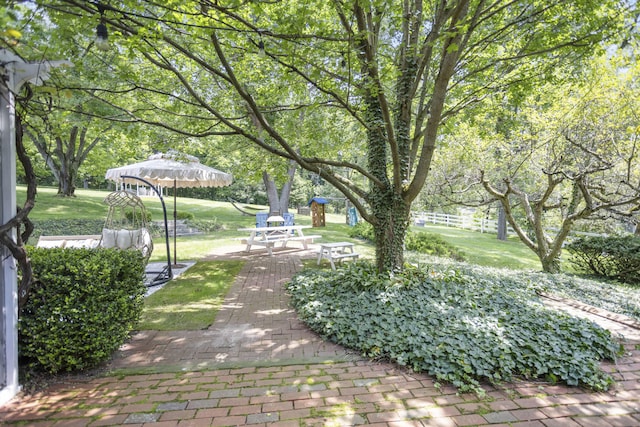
[
  {"left": 348, "top": 221, "right": 375, "bottom": 241},
  {"left": 288, "top": 262, "right": 622, "bottom": 394},
  {"left": 19, "top": 247, "right": 146, "bottom": 374},
  {"left": 125, "top": 210, "right": 152, "bottom": 224},
  {"left": 176, "top": 211, "right": 195, "bottom": 220},
  {"left": 405, "top": 231, "right": 466, "bottom": 261},
  {"left": 566, "top": 235, "right": 640, "bottom": 285},
  {"left": 350, "top": 222, "right": 466, "bottom": 261},
  {"left": 186, "top": 218, "right": 222, "bottom": 233}
]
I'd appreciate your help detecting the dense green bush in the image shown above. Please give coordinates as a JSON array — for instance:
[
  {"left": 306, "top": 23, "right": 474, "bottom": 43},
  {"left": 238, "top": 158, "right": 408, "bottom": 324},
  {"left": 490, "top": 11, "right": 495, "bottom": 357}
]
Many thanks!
[
  {"left": 186, "top": 218, "right": 222, "bottom": 233},
  {"left": 348, "top": 221, "right": 375, "bottom": 241},
  {"left": 566, "top": 235, "right": 640, "bottom": 285},
  {"left": 349, "top": 222, "right": 466, "bottom": 261},
  {"left": 176, "top": 211, "right": 195, "bottom": 220},
  {"left": 125, "top": 210, "right": 152, "bottom": 224},
  {"left": 19, "top": 247, "right": 146, "bottom": 374},
  {"left": 288, "top": 262, "right": 622, "bottom": 394},
  {"left": 405, "top": 231, "right": 466, "bottom": 261}
]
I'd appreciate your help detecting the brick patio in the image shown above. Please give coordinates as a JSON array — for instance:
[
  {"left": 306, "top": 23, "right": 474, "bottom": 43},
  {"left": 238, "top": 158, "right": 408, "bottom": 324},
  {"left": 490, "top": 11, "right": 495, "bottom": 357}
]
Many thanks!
[{"left": 1, "top": 244, "right": 639, "bottom": 426}]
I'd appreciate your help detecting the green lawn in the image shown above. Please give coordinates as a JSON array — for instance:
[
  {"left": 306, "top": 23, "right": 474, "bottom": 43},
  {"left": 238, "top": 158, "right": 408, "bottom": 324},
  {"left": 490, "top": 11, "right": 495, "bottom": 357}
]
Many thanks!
[
  {"left": 410, "top": 224, "right": 541, "bottom": 270},
  {"left": 137, "top": 260, "right": 243, "bottom": 330}
]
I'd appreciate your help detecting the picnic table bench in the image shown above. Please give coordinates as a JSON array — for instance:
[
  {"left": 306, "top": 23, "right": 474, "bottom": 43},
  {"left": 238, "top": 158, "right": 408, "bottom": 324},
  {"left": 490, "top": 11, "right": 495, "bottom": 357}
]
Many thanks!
[
  {"left": 238, "top": 225, "right": 321, "bottom": 256},
  {"left": 317, "top": 242, "right": 359, "bottom": 270}
]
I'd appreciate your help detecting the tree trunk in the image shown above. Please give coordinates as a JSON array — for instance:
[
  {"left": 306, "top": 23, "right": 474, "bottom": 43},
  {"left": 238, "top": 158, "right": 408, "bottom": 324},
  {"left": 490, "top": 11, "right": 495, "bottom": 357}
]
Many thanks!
[
  {"left": 262, "top": 162, "right": 296, "bottom": 214},
  {"left": 25, "top": 124, "right": 102, "bottom": 198},
  {"left": 497, "top": 206, "right": 507, "bottom": 241},
  {"left": 263, "top": 172, "right": 280, "bottom": 214},
  {"left": 371, "top": 191, "right": 411, "bottom": 272},
  {"left": 540, "top": 255, "right": 561, "bottom": 274},
  {"left": 57, "top": 166, "right": 76, "bottom": 197},
  {"left": 364, "top": 91, "right": 410, "bottom": 271}
]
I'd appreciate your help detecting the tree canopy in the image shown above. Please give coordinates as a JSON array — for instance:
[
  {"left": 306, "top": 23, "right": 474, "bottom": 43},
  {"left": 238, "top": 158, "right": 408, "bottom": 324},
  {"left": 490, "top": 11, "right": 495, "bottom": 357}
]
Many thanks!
[
  {"left": 425, "top": 48, "right": 640, "bottom": 272},
  {"left": 15, "top": 0, "right": 631, "bottom": 271}
]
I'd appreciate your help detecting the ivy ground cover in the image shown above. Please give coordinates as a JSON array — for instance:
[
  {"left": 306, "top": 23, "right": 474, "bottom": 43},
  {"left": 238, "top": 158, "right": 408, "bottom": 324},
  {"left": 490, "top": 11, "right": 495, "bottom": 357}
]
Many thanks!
[{"left": 287, "top": 262, "right": 623, "bottom": 394}]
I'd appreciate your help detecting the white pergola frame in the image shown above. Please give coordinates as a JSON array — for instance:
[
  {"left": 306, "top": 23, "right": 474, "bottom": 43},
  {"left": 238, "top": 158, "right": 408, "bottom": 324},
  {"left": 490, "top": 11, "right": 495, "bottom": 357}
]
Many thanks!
[{"left": 0, "top": 49, "right": 71, "bottom": 405}]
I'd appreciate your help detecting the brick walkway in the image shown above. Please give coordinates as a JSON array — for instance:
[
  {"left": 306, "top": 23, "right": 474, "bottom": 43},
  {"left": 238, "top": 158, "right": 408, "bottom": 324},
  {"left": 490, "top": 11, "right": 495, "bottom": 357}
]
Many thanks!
[{"left": 1, "top": 245, "right": 639, "bottom": 426}]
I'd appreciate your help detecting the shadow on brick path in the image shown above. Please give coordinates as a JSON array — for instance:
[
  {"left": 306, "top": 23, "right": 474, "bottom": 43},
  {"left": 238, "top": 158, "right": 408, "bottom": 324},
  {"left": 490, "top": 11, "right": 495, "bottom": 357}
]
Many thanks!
[{"left": 109, "top": 245, "right": 355, "bottom": 371}]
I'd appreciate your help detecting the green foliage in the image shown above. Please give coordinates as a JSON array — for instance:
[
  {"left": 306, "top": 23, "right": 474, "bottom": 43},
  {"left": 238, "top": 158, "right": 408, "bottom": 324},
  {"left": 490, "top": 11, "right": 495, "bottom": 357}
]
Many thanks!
[
  {"left": 350, "top": 223, "right": 466, "bottom": 261},
  {"left": 287, "top": 262, "right": 622, "bottom": 394},
  {"left": 125, "top": 210, "right": 152, "bottom": 224},
  {"left": 19, "top": 247, "right": 146, "bottom": 374},
  {"left": 176, "top": 211, "right": 195, "bottom": 220},
  {"left": 186, "top": 219, "right": 222, "bottom": 233},
  {"left": 566, "top": 236, "right": 640, "bottom": 285},
  {"left": 521, "top": 270, "right": 640, "bottom": 322},
  {"left": 348, "top": 221, "right": 375, "bottom": 241},
  {"left": 405, "top": 231, "right": 466, "bottom": 261}
]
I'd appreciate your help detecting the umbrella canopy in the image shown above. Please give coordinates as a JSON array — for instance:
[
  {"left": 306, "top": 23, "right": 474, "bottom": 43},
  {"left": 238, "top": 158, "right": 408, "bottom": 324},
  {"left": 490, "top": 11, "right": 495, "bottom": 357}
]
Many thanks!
[
  {"left": 105, "top": 151, "right": 233, "bottom": 267},
  {"left": 105, "top": 151, "right": 233, "bottom": 189}
]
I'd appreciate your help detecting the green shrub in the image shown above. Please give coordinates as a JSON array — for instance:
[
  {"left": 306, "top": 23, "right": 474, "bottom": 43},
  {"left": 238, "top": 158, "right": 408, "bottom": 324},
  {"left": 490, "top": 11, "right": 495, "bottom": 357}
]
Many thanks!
[
  {"left": 186, "top": 219, "right": 222, "bottom": 233},
  {"left": 405, "top": 231, "right": 466, "bottom": 261},
  {"left": 125, "top": 210, "right": 152, "bottom": 224},
  {"left": 176, "top": 211, "right": 194, "bottom": 220},
  {"left": 348, "top": 221, "right": 375, "bottom": 241},
  {"left": 349, "top": 223, "right": 466, "bottom": 261},
  {"left": 566, "top": 235, "right": 640, "bottom": 285},
  {"left": 19, "top": 247, "right": 146, "bottom": 374},
  {"left": 288, "top": 262, "right": 622, "bottom": 394}
]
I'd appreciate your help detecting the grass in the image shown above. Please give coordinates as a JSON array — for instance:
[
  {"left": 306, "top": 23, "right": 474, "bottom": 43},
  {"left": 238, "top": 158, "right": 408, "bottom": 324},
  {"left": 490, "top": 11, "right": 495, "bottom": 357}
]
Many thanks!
[
  {"left": 410, "top": 224, "right": 541, "bottom": 270},
  {"left": 137, "top": 260, "right": 244, "bottom": 330}
]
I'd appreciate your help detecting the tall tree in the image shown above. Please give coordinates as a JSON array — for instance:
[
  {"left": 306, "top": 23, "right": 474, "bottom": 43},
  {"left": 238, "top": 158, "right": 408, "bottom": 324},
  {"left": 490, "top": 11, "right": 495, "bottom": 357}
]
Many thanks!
[
  {"left": 22, "top": 98, "right": 111, "bottom": 196},
  {"left": 430, "top": 51, "right": 640, "bottom": 272},
  {"left": 38, "top": 0, "right": 626, "bottom": 272}
]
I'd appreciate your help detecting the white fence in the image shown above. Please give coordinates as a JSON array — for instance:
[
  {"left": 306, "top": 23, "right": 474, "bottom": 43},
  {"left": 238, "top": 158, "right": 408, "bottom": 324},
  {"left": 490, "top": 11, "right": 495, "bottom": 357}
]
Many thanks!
[
  {"left": 412, "top": 212, "right": 512, "bottom": 234},
  {"left": 412, "top": 212, "right": 609, "bottom": 239}
]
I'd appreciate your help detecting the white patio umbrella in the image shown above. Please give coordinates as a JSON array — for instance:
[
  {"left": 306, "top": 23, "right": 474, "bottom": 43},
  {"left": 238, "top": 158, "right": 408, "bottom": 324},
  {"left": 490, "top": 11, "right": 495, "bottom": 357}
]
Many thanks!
[{"left": 105, "top": 150, "right": 233, "bottom": 266}]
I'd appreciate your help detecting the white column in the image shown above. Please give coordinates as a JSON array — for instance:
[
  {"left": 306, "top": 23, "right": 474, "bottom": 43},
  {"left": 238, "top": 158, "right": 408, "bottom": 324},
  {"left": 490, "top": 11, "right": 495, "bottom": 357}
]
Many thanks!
[
  {"left": 0, "top": 62, "right": 19, "bottom": 406},
  {"left": 0, "top": 50, "right": 72, "bottom": 405}
]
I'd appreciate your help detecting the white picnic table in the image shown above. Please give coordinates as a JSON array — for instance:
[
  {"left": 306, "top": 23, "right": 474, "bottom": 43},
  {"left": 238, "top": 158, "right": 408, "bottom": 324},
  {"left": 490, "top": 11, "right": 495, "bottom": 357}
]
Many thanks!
[
  {"left": 317, "top": 242, "right": 359, "bottom": 270},
  {"left": 238, "top": 225, "right": 321, "bottom": 256}
]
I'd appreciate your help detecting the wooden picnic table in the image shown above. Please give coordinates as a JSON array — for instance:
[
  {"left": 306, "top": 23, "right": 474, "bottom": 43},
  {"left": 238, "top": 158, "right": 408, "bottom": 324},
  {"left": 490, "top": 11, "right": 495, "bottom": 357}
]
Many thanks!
[{"left": 238, "top": 225, "right": 321, "bottom": 256}]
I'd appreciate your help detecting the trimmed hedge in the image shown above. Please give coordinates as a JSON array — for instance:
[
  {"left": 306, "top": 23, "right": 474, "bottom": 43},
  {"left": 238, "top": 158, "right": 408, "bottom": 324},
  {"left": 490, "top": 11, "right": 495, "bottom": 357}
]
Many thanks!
[
  {"left": 566, "top": 235, "right": 640, "bottom": 285},
  {"left": 19, "top": 247, "right": 146, "bottom": 373}
]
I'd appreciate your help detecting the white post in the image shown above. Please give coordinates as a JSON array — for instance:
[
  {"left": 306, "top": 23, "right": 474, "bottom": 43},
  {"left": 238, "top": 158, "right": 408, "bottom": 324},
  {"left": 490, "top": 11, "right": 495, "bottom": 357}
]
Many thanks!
[
  {"left": 0, "top": 60, "right": 19, "bottom": 406},
  {"left": 0, "top": 50, "right": 72, "bottom": 405}
]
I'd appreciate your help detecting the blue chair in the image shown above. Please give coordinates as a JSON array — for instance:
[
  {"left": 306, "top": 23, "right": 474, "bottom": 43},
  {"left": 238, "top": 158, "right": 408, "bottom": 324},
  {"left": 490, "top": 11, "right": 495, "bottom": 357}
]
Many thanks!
[
  {"left": 256, "top": 212, "right": 268, "bottom": 228},
  {"left": 283, "top": 212, "right": 295, "bottom": 226}
]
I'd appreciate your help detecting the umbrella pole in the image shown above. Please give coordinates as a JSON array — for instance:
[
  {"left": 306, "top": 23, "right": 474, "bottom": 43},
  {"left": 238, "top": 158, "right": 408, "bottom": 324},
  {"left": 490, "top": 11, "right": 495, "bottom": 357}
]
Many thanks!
[
  {"left": 173, "top": 179, "right": 177, "bottom": 266},
  {"left": 121, "top": 175, "right": 172, "bottom": 284}
]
